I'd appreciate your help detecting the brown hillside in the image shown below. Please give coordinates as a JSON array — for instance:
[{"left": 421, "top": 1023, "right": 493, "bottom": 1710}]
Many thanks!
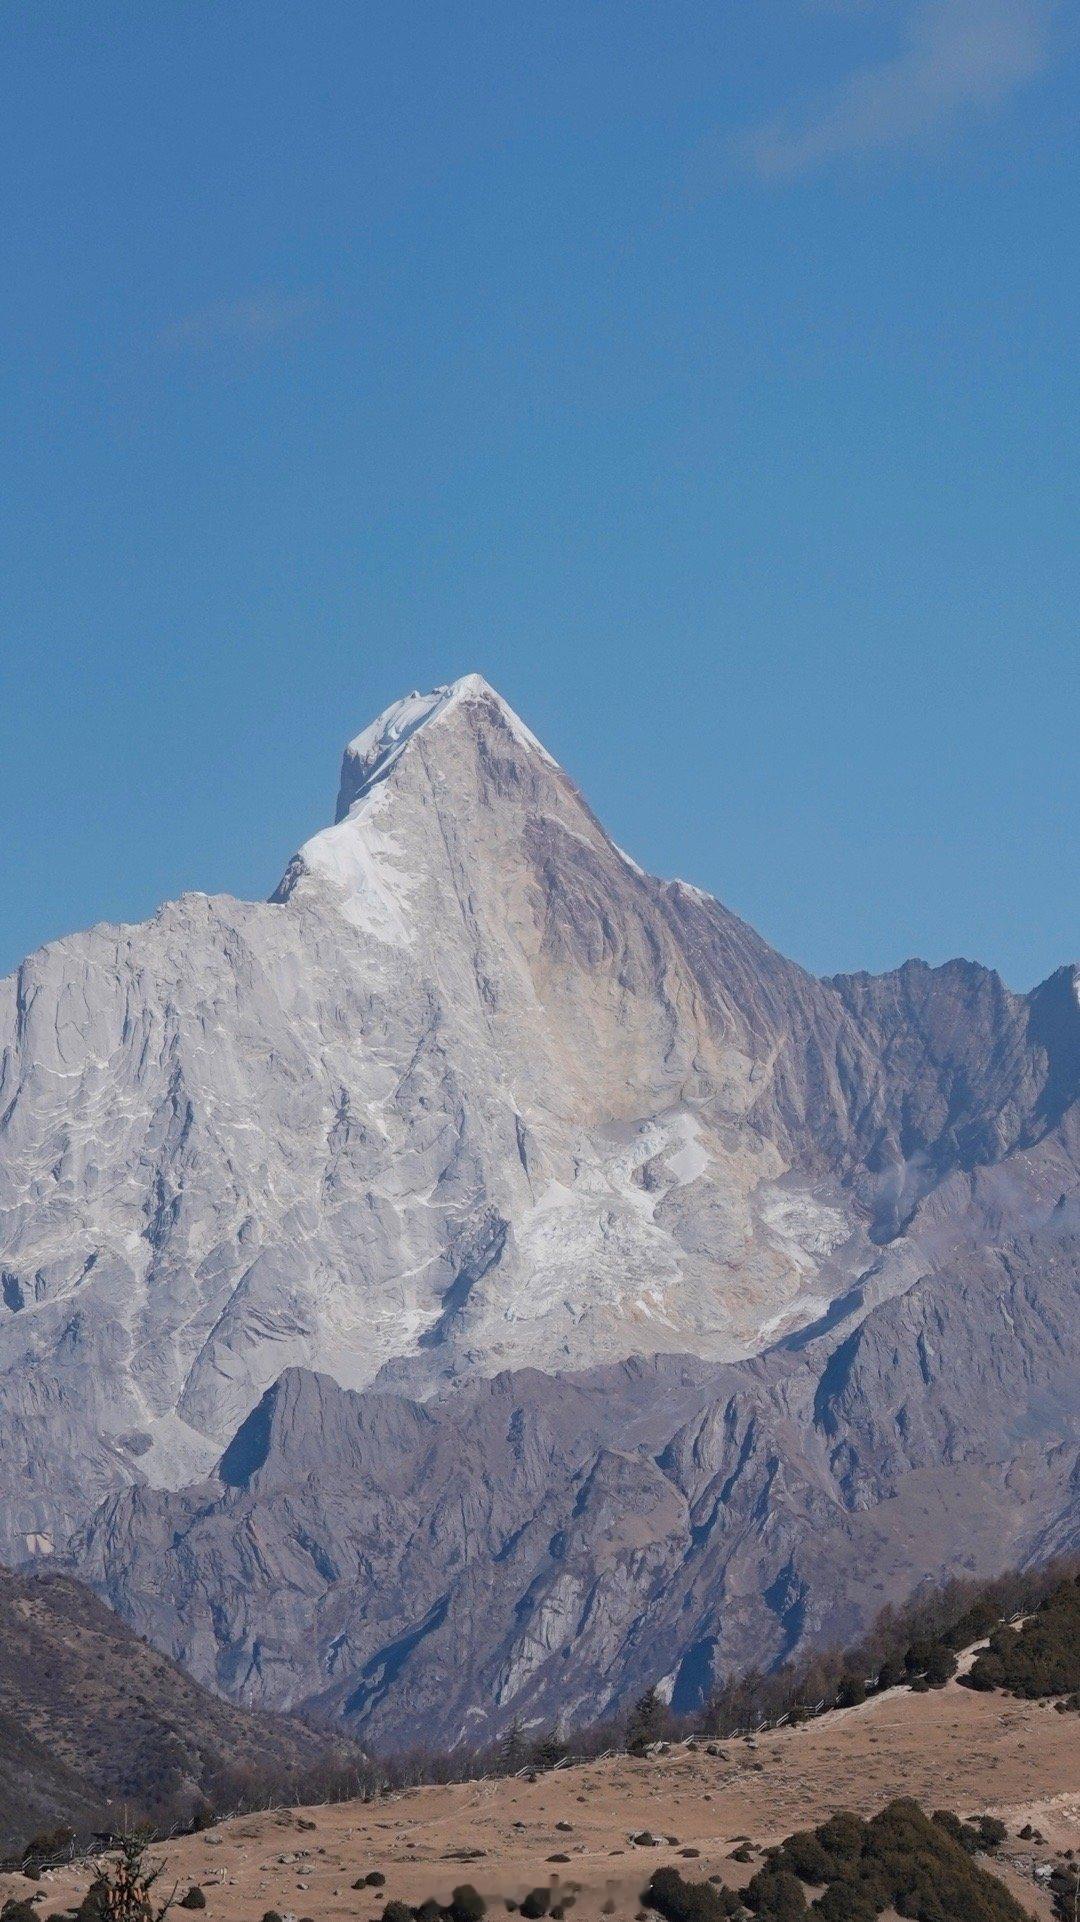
[
  {"left": 10, "top": 1667, "right": 1076, "bottom": 1922},
  {"left": 0, "top": 1568, "right": 359, "bottom": 1848}
]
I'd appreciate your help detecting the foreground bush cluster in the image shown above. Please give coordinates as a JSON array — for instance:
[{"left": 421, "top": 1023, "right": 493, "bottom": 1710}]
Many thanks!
[{"left": 643, "top": 1800, "right": 1030, "bottom": 1922}]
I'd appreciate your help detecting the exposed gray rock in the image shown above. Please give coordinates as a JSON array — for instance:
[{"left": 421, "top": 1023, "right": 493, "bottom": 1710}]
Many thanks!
[
  {"left": 71, "top": 1170, "right": 1078, "bottom": 1748},
  {"left": 1, "top": 672, "right": 1077, "bottom": 1740}
]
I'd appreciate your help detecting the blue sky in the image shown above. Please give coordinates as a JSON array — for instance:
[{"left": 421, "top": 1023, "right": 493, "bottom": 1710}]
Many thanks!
[{"left": 1, "top": 0, "right": 1076, "bottom": 988}]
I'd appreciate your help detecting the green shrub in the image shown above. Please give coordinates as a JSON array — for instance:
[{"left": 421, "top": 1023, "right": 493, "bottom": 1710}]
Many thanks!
[
  {"left": 931, "top": 1810, "right": 977, "bottom": 1853},
  {"left": 925, "top": 1644, "right": 958, "bottom": 1687},
  {"left": 627, "top": 1687, "right": 668, "bottom": 1756},
  {"left": 641, "top": 1866, "right": 740, "bottom": 1922},
  {"left": 743, "top": 1868, "right": 807, "bottom": 1918},
  {"left": 876, "top": 1656, "right": 905, "bottom": 1691},
  {"left": 2, "top": 1901, "right": 41, "bottom": 1922},
  {"left": 943, "top": 1600, "right": 1001, "bottom": 1651},
  {"left": 22, "top": 1827, "right": 75, "bottom": 1866},
  {"left": 972, "top": 1816, "right": 1007, "bottom": 1849},
  {"left": 450, "top": 1886, "right": 487, "bottom": 1922},
  {"left": 763, "top": 1799, "right": 1029, "bottom": 1922},
  {"left": 773, "top": 1833, "right": 832, "bottom": 1886},
  {"left": 813, "top": 1812, "right": 865, "bottom": 1870},
  {"left": 964, "top": 1577, "right": 1080, "bottom": 1701},
  {"left": 903, "top": 1640, "right": 957, "bottom": 1686},
  {"left": 73, "top": 1840, "right": 174, "bottom": 1922},
  {"left": 811, "top": 1886, "right": 877, "bottom": 1922}
]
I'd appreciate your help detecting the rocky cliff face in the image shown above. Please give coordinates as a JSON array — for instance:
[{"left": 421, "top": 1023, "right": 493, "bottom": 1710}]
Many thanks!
[{"left": 1, "top": 674, "right": 1077, "bottom": 1740}]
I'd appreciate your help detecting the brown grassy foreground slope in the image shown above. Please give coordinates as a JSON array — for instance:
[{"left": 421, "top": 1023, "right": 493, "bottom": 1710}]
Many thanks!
[
  {"left": 9, "top": 1669, "right": 1077, "bottom": 1922},
  {"left": 0, "top": 1570, "right": 359, "bottom": 1848}
]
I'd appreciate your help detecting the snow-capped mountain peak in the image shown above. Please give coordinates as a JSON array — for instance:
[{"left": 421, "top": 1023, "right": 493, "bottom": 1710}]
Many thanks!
[
  {"left": 334, "top": 673, "right": 556, "bottom": 821},
  {"left": 0, "top": 673, "right": 1076, "bottom": 1597},
  {"left": 275, "top": 673, "right": 569, "bottom": 944},
  {"left": 1, "top": 676, "right": 1075, "bottom": 1758}
]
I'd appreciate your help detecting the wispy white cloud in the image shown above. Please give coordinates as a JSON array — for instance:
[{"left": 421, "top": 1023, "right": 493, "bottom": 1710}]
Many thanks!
[
  {"left": 740, "top": 0, "right": 1053, "bottom": 180},
  {"left": 159, "top": 290, "right": 321, "bottom": 351}
]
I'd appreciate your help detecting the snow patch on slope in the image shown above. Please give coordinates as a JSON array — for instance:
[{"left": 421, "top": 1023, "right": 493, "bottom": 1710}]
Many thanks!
[
  {"left": 292, "top": 784, "right": 418, "bottom": 945},
  {"left": 504, "top": 1109, "right": 717, "bottom": 1339},
  {"left": 134, "top": 1413, "right": 223, "bottom": 1489},
  {"left": 756, "top": 1184, "right": 852, "bottom": 1275},
  {"left": 665, "top": 1112, "right": 710, "bottom": 1187}
]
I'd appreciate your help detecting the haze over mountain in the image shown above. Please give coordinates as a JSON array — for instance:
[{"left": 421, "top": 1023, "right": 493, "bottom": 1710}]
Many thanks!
[{"left": 1, "top": 675, "right": 1076, "bottom": 1742}]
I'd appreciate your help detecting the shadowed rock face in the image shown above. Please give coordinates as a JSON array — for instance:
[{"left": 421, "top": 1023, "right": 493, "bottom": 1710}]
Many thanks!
[{"left": 1, "top": 674, "right": 1078, "bottom": 1740}]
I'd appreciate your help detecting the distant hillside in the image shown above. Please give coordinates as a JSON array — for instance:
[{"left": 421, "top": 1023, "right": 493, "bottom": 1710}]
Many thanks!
[{"left": 0, "top": 1567, "right": 360, "bottom": 1851}]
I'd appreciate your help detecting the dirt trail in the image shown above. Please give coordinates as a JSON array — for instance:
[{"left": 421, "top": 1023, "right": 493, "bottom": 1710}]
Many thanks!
[{"left": 9, "top": 1680, "right": 1077, "bottom": 1922}]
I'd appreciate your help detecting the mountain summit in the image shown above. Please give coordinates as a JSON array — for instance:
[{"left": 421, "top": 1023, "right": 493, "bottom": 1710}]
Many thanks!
[
  {"left": 0, "top": 677, "right": 1077, "bottom": 1738},
  {"left": 333, "top": 673, "right": 557, "bottom": 815}
]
